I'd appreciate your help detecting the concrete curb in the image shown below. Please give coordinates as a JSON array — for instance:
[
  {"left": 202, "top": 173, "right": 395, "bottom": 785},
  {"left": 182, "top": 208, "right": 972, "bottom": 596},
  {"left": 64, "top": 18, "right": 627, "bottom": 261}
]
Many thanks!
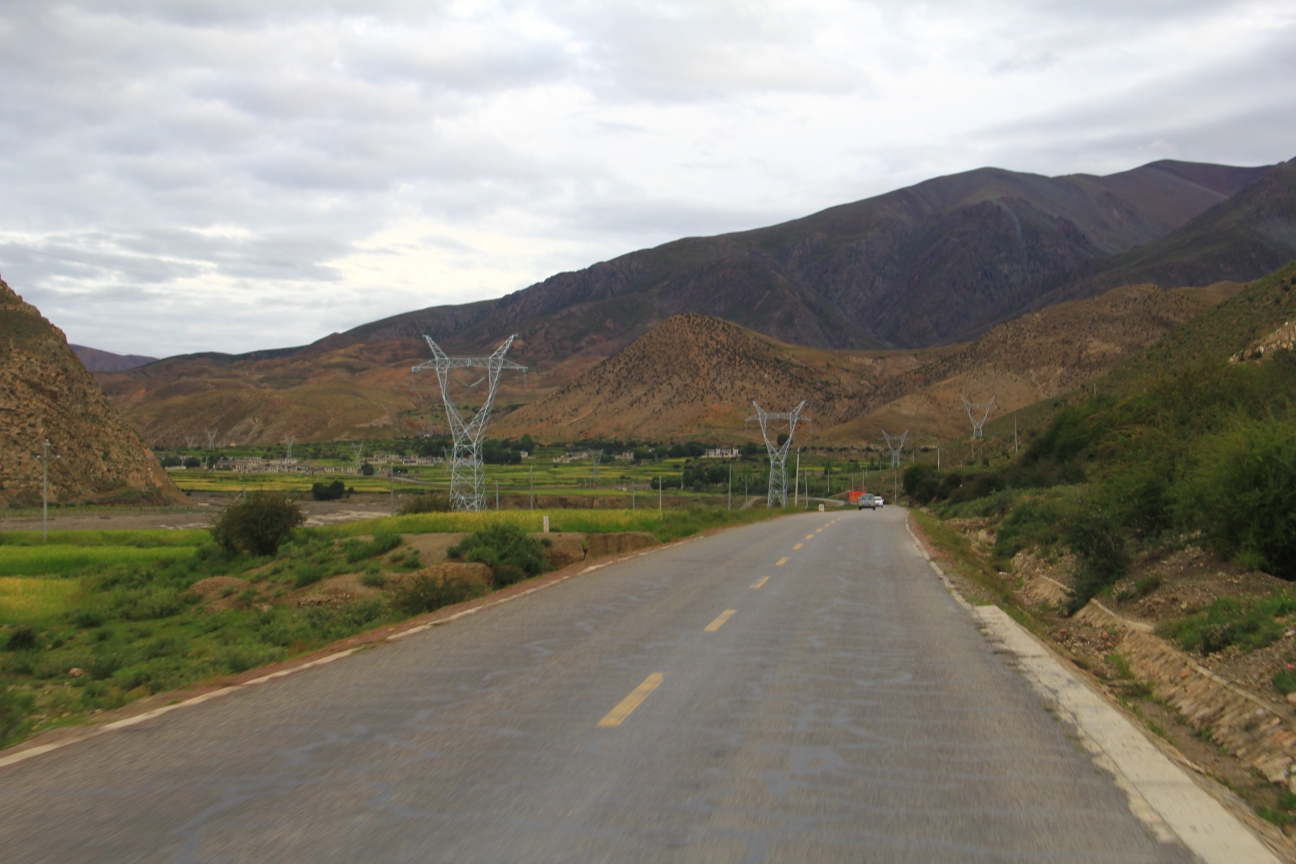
[{"left": 905, "top": 516, "right": 1280, "bottom": 864}]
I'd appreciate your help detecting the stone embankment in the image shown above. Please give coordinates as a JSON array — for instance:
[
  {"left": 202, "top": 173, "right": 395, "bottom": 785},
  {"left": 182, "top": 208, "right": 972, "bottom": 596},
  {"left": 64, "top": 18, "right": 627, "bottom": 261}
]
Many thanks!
[{"left": 1015, "top": 553, "right": 1296, "bottom": 792}]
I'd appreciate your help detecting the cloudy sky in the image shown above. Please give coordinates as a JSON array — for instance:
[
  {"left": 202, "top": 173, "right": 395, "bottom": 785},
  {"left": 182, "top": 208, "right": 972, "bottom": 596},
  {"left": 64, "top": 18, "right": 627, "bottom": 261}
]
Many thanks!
[{"left": 1, "top": 1, "right": 1292, "bottom": 357}]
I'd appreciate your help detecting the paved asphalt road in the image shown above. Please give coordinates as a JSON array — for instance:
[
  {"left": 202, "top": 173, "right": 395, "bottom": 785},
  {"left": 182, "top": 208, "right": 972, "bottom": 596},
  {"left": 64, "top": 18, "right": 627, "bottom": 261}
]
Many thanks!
[{"left": 1, "top": 508, "right": 1197, "bottom": 863}]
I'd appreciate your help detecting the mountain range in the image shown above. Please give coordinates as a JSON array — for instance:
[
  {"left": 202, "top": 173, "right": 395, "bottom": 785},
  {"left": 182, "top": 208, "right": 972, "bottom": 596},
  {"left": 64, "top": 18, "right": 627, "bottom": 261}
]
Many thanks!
[{"left": 87, "top": 155, "right": 1296, "bottom": 446}]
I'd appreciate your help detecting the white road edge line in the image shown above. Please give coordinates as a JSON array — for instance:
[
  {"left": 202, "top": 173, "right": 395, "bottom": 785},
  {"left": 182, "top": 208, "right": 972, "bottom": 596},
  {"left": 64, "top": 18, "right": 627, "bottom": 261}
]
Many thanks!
[
  {"left": 0, "top": 532, "right": 686, "bottom": 772},
  {"left": 904, "top": 518, "right": 1278, "bottom": 864}
]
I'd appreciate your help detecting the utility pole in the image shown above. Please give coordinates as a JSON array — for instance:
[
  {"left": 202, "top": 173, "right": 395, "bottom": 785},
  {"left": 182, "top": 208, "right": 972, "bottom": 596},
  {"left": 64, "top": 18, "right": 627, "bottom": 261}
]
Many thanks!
[
  {"left": 529, "top": 464, "right": 534, "bottom": 510},
  {"left": 728, "top": 463, "right": 732, "bottom": 511},
  {"left": 37, "top": 440, "right": 57, "bottom": 543}
]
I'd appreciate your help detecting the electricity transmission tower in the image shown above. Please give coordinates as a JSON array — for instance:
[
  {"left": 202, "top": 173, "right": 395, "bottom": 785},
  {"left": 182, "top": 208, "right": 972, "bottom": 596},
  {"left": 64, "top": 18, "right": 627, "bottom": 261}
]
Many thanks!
[
  {"left": 591, "top": 449, "right": 604, "bottom": 487},
  {"left": 881, "top": 430, "right": 908, "bottom": 468},
  {"left": 184, "top": 434, "right": 198, "bottom": 449},
  {"left": 204, "top": 429, "right": 219, "bottom": 449},
  {"left": 412, "top": 335, "right": 527, "bottom": 511},
  {"left": 961, "top": 395, "right": 997, "bottom": 439},
  {"left": 746, "top": 401, "right": 806, "bottom": 507},
  {"left": 350, "top": 442, "right": 365, "bottom": 467},
  {"left": 283, "top": 436, "right": 295, "bottom": 460}
]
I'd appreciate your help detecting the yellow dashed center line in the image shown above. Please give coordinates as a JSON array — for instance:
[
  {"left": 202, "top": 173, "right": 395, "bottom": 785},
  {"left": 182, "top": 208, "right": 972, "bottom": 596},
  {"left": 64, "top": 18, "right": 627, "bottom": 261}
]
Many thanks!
[
  {"left": 816, "top": 528, "right": 824, "bottom": 533},
  {"left": 704, "top": 609, "right": 737, "bottom": 632},
  {"left": 805, "top": 534, "right": 814, "bottom": 539},
  {"left": 793, "top": 543, "right": 803, "bottom": 550},
  {"left": 751, "top": 576, "right": 769, "bottom": 589},
  {"left": 776, "top": 556, "right": 789, "bottom": 566},
  {"left": 598, "top": 673, "right": 665, "bottom": 727}
]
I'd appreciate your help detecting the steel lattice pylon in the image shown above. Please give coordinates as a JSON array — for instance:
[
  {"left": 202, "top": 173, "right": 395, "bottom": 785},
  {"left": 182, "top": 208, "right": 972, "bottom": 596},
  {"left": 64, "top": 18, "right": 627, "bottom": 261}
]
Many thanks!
[
  {"left": 881, "top": 429, "right": 908, "bottom": 468},
  {"left": 747, "top": 401, "right": 806, "bottom": 507},
  {"left": 961, "top": 394, "right": 997, "bottom": 439},
  {"left": 412, "top": 335, "right": 526, "bottom": 511}
]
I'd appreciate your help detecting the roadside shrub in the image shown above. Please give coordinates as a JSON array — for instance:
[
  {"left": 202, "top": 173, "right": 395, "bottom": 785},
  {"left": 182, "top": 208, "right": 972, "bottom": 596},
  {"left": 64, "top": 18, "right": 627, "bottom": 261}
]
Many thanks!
[
  {"left": 1177, "top": 418, "right": 1296, "bottom": 579},
  {"left": 4, "top": 626, "right": 37, "bottom": 652},
  {"left": 447, "top": 523, "right": 545, "bottom": 582},
  {"left": 360, "top": 569, "right": 387, "bottom": 588},
  {"left": 398, "top": 492, "right": 451, "bottom": 514},
  {"left": 1064, "top": 506, "right": 1129, "bottom": 614},
  {"left": 311, "top": 480, "right": 346, "bottom": 501},
  {"left": 493, "top": 564, "right": 527, "bottom": 587},
  {"left": 392, "top": 572, "right": 488, "bottom": 616},
  {"left": 211, "top": 491, "right": 304, "bottom": 556},
  {"left": 993, "top": 500, "right": 1063, "bottom": 563},
  {"left": 293, "top": 563, "right": 327, "bottom": 589},
  {"left": 0, "top": 682, "right": 36, "bottom": 747},
  {"left": 343, "top": 533, "right": 402, "bottom": 563}
]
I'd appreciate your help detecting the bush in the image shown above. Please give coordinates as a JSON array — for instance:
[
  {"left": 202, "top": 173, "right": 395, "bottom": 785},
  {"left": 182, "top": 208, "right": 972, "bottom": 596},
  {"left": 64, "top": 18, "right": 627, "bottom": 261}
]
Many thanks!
[
  {"left": 993, "top": 500, "right": 1063, "bottom": 563},
  {"left": 1177, "top": 418, "right": 1296, "bottom": 579},
  {"left": 293, "top": 563, "right": 327, "bottom": 589},
  {"left": 447, "top": 523, "right": 545, "bottom": 582},
  {"left": 4, "top": 626, "right": 37, "bottom": 652},
  {"left": 343, "top": 533, "right": 402, "bottom": 563},
  {"left": 398, "top": 492, "right": 451, "bottom": 514},
  {"left": 391, "top": 572, "right": 488, "bottom": 616},
  {"left": 311, "top": 480, "right": 346, "bottom": 501},
  {"left": 211, "top": 491, "right": 304, "bottom": 556},
  {"left": 1064, "top": 507, "right": 1129, "bottom": 614},
  {"left": 0, "top": 682, "right": 36, "bottom": 747},
  {"left": 361, "top": 569, "right": 387, "bottom": 588}
]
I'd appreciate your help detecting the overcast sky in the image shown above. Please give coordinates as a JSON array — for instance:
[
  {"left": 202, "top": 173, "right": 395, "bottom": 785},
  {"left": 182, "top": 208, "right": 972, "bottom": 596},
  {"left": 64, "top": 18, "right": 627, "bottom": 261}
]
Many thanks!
[{"left": 1, "top": 1, "right": 1292, "bottom": 357}]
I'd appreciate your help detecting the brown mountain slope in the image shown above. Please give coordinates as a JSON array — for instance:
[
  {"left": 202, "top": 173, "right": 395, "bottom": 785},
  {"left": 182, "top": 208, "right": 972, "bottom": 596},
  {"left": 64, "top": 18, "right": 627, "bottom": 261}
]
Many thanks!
[
  {"left": 499, "top": 284, "right": 1218, "bottom": 445},
  {"left": 70, "top": 344, "right": 158, "bottom": 372},
  {"left": 821, "top": 283, "right": 1215, "bottom": 442},
  {"left": 343, "top": 160, "right": 1267, "bottom": 360},
  {"left": 0, "top": 278, "right": 184, "bottom": 506},
  {"left": 492, "top": 315, "right": 951, "bottom": 441}
]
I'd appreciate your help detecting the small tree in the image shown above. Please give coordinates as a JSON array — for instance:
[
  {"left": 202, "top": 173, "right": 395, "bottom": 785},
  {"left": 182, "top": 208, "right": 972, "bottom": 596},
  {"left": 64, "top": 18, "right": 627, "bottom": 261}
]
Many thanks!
[{"left": 211, "top": 491, "right": 304, "bottom": 556}]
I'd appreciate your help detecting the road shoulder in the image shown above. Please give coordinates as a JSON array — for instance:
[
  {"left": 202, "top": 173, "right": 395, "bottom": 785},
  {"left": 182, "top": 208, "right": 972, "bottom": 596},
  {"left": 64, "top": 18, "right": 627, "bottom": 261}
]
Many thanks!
[{"left": 906, "top": 513, "right": 1284, "bottom": 864}]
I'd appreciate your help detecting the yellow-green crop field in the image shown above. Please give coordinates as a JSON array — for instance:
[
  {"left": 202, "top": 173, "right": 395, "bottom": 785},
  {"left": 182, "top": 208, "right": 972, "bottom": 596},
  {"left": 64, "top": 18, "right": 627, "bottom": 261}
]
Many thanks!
[{"left": 0, "top": 577, "right": 82, "bottom": 624}]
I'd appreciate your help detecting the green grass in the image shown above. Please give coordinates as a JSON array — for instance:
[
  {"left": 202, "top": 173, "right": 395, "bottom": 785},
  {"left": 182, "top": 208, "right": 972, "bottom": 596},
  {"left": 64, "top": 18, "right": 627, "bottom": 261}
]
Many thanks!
[
  {"left": 0, "top": 498, "right": 788, "bottom": 750},
  {"left": 0, "top": 578, "right": 81, "bottom": 623},
  {"left": 316, "top": 506, "right": 790, "bottom": 543},
  {"left": 0, "top": 545, "right": 198, "bottom": 579},
  {"left": 1157, "top": 591, "right": 1296, "bottom": 655},
  {"left": 0, "top": 529, "right": 208, "bottom": 548}
]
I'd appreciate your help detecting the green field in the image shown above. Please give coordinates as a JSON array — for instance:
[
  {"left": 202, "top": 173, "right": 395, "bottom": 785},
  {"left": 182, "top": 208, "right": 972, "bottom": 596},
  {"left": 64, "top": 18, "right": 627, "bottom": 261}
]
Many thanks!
[
  {"left": 0, "top": 545, "right": 199, "bottom": 578},
  {"left": 164, "top": 452, "right": 877, "bottom": 502},
  {"left": 0, "top": 578, "right": 82, "bottom": 624}
]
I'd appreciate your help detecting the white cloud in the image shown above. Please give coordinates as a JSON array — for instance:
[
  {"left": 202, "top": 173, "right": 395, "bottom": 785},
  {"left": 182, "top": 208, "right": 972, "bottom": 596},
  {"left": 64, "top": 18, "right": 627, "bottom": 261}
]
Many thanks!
[{"left": 0, "top": 0, "right": 1291, "bottom": 356}]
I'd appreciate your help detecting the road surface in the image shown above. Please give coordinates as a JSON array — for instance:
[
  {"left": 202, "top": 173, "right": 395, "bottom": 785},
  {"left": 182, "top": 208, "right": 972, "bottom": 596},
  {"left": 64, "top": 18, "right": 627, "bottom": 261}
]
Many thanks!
[{"left": 0, "top": 507, "right": 1195, "bottom": 862}]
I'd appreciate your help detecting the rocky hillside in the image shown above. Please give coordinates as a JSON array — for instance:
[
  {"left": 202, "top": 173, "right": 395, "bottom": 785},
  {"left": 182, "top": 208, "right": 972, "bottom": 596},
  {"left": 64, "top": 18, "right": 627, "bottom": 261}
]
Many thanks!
[
  {"left": 822, "top": 283, "right": 1221, "bottom": 441},
  {"left": 500, "top": 283, "right": 1223, "bottom": 444},
  {"left": 493, "top": 314, "right": 948, "bottom": 440},
  {"left": 0, "top": 277, "right": 184, "bottom": 507}
]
